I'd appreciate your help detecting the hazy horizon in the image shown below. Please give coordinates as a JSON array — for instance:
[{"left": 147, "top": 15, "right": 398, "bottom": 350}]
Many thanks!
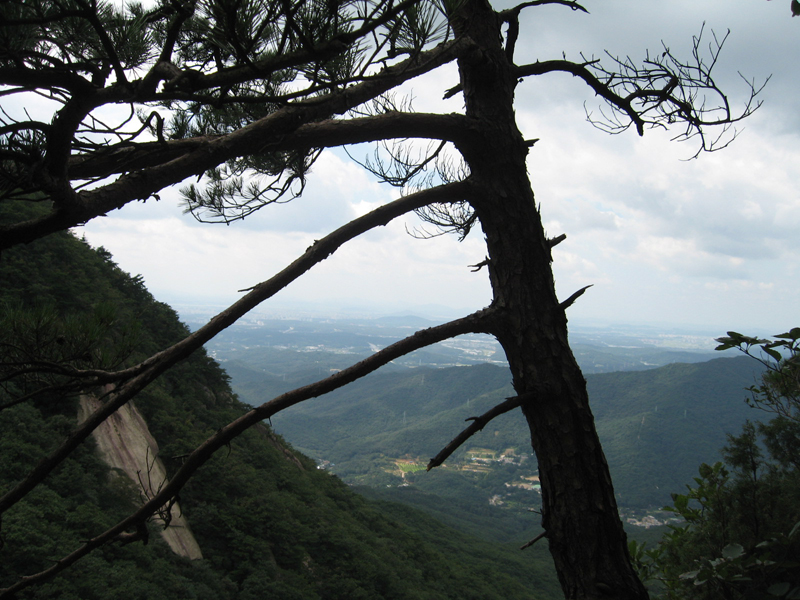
[
  {"left": 67, "top": 0, "right": 798, "bottom": 340},
  {"left": 170, "top": 296, "right": 749, "bottom": 353}
]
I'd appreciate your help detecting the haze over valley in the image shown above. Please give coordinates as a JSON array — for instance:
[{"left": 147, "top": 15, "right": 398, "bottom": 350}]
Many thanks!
[{"left": 193, "top": 311, "right": 764, "bottom": 529}]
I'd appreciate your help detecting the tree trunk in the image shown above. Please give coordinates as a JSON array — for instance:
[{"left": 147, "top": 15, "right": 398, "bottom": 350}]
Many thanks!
[{"left": 454, "top": 1, "right": 649, "bottom": 598}]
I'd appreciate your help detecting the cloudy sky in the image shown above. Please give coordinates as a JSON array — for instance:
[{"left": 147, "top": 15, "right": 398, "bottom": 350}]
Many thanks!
[{"left": 74, "top": 0, "right": 799, "bottom": 335}]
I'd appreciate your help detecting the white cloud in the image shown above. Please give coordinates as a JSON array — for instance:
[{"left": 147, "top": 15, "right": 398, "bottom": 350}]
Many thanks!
[{"left": 69, "top": 0, "right": 800, "bottom": 332}]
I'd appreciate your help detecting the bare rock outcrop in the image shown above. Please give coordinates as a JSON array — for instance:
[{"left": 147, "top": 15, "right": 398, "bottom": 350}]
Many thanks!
[{"left": 78, "top": 395, "right": 203, "bottom": 560}]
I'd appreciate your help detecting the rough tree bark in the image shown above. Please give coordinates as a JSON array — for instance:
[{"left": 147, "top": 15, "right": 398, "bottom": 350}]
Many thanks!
[{"left": 453, "top": 0, "right": 648, "bottom": 597}]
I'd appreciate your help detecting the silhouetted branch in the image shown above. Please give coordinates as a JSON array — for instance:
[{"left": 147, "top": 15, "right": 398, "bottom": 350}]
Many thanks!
[
  {"left": 499, "top": 0, "right": 587, "bottom": 62},
  {"left": 0, "top": 305, "right": 497, "bottom": 598},
  {"left": 1, "top": 38, "right": 470, "bottom": 249},
  {"left": 516, "top": 26, "right": 767, "bottom": 158},
  {"left": 560, "top": 285, "right": 592, "bottom": 310},
  {"left": 426, "top": 393, "right": 531, "bottom": 470},
  {"left": 501, "top": 0, "right": 587, "bottom": 16},
  {"left": 0, "top": 181, "right": 472, "bottom": 518},
  {"left": 520, "top": 531, "right": 547, "bottom": 550}
]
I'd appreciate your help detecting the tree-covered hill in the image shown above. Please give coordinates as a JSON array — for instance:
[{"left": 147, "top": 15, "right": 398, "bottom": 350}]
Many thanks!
[
  {"left": 265, "top": 353, "right": 762, "bottom": 509},
  {"left": 0, "top": 202, "right": 561, "bottom": 599},
  {"left": 590, "top": 357, "right": 764, "bottom": 507}
]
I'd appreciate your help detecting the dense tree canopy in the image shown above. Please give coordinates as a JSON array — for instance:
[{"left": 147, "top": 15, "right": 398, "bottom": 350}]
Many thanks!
[
  {"left": 632, "top": 330, "right": 800, "bottom": 599},
  {"left": 0, "top": 0, "right": 763, "bottom": 598}
]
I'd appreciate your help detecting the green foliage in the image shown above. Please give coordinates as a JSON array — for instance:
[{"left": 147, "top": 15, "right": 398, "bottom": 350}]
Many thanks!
[
  {"left": 0, "top": 300, "right": 140, "bottom": 409},
  {"left": 3, "top": 0, "right": 458, "bottom": 226},
  {"left": 632, "top": 462, "right": 800, "bottom": 599},
  {"left": 357, "top": 487, "right": 562, "bottom": 599},
  {"left": 0, "top": 210, "right": 561, "bottom": 598},
  {"left": 716, "top": 329, "right": 800, "bottom": 424},
  {"left": 631, "top": 330, "right": 800, "bottom": 599}
]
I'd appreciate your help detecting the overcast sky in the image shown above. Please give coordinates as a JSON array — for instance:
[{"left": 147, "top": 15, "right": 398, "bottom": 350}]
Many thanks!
[{"left": 74, "top": 0, "right": 799, "bottom": 335}]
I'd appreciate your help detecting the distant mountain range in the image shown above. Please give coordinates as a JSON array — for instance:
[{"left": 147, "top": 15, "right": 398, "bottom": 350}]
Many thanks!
[
  {"left": 219, "top": 343, "right": 763, "bottom": 509},
  {"left": 202, "top": 314, "right": 725, "bottom": 374}
]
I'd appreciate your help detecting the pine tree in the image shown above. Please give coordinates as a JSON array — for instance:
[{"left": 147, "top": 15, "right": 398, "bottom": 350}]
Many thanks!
[{"left": 0, "top": 1, "right": 763, "bottom": 597}]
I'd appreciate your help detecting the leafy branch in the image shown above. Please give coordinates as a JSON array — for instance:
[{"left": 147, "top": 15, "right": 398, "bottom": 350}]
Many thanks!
[{"left": 715, "top": 328, "right": 800, "bottom": 422}]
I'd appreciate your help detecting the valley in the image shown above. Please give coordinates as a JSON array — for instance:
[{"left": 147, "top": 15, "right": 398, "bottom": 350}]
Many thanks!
[{"left": 200, "top": 314, "right": 763, "bottom": 534}]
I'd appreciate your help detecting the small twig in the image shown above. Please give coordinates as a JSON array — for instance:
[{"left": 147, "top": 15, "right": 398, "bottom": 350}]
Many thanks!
[
  {"left": 500, "top": 0, "right": 588, "bottom": 19},
  {"left": 559, "top": 285, "right": 592, "bottom": 310},
  {"left": 114, "top": 522, "right": 149, "bottom": 546},
  {"left": 443, "top": 83, "right": 461, "bottom": 99},
  {"left": 469, "top": 258, "right": 489, "bottom": 272},
  {"left": 520, "top": 531, "right": 547, "bottom": 550}
]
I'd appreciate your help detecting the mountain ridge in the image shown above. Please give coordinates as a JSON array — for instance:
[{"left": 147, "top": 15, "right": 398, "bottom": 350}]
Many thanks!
[{"left": 261, "top": 355, "right": 762, "bottom": 508}]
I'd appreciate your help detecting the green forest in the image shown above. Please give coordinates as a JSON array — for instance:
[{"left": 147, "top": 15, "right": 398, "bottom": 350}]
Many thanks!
[
  {"left": 0, "top": 203, "right": 561, "bottom": 599},
  {"left": 227, "top": 354, "right": 762, "bottom": 508}
]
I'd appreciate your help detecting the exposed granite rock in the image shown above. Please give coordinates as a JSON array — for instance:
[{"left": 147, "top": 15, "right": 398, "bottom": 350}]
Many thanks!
[{"left": 78, "top": 394, "right": 203, "bottom": 560}]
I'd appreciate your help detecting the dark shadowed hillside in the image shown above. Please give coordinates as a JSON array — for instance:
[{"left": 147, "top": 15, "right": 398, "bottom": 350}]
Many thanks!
[
  {"left": 589, "top": 356, "right": 764, "bottom": 506},
  {"left": 0, "top": 202, "right": 561, "bottom": 599}
]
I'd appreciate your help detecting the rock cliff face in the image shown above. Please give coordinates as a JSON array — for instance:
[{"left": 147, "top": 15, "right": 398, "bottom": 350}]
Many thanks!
[{"left": 78, "top": 394, "right": 203, "bottom": 560}]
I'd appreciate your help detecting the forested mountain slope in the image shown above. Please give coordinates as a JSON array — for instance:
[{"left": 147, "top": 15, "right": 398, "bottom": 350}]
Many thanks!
[
  {"left": 0, "top": 202, "right": 561, "bottom": 599},
  {"left": 266, "top": 354, "right": 761, "bottom": 508},
  {"left": 590, "top": 357, "right": 763, "bottom": 506}
]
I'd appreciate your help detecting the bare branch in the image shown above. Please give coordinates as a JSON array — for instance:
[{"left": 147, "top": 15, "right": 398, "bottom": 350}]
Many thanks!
[
  {"left": 413, "top": 199, "right": 477, "bottom": 240},
  {"left": 426, "top": 393, "right": 530, "bottom": 470},
  {"left": 499, "top": 0, "right": 588, "bottom": 19},
  {"left": 0, "top": 180, "right": 472, "bottom": 517},
  {"left": 0, "top": 306, "right": 497, "bottom": 598},
  {"left": 520, "top": 531, "right": 547, "bottom": 550},
  {"left": 346, "top": 94, "right": 454, "bottom": 188},
  {"left": 468, "top": 257, "right": 489, "bottom": 272},
  {"left": 559, "top": 284, "right": 592, "bottom": 310},
  {"left": 515, "top": 26, "right": 767, "bottom": 158}
]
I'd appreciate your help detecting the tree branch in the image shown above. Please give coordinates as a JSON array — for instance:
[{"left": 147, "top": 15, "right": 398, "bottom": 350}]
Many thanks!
[
  {"left": 1, "top": 38, "right": 470, "bottom": 250},
  {"left": 0, "top": 306, "right": 496, "bottom": 598},
  {"left": 559, "top": 284, "right": 592, "bottom": 310},
  {"left": 516, "top": 59, "right": 647, "bottom": 134},
  {"left": 66, "top": 112, "right": 474, "bottom": 181},
  {"left": 515, "top": 27, "right": 766, "bottom": 158},
  {"left": 0, "top": 180, "right": 473, "bottom": 517},
  {"left": 520, "top": 530, "right": 547, "bottom": 550},
  {"left": 426, "top": 393, "right": 530, "bottom": 470},
  {"left": 0, "top": 67, "right": 95, "bottom": 96},
  {"left": 499, "top": 0, "right": 588, "bottom": 19},
  {"left": 168, "top": 0, "right": 426, "bottom": 95}
]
